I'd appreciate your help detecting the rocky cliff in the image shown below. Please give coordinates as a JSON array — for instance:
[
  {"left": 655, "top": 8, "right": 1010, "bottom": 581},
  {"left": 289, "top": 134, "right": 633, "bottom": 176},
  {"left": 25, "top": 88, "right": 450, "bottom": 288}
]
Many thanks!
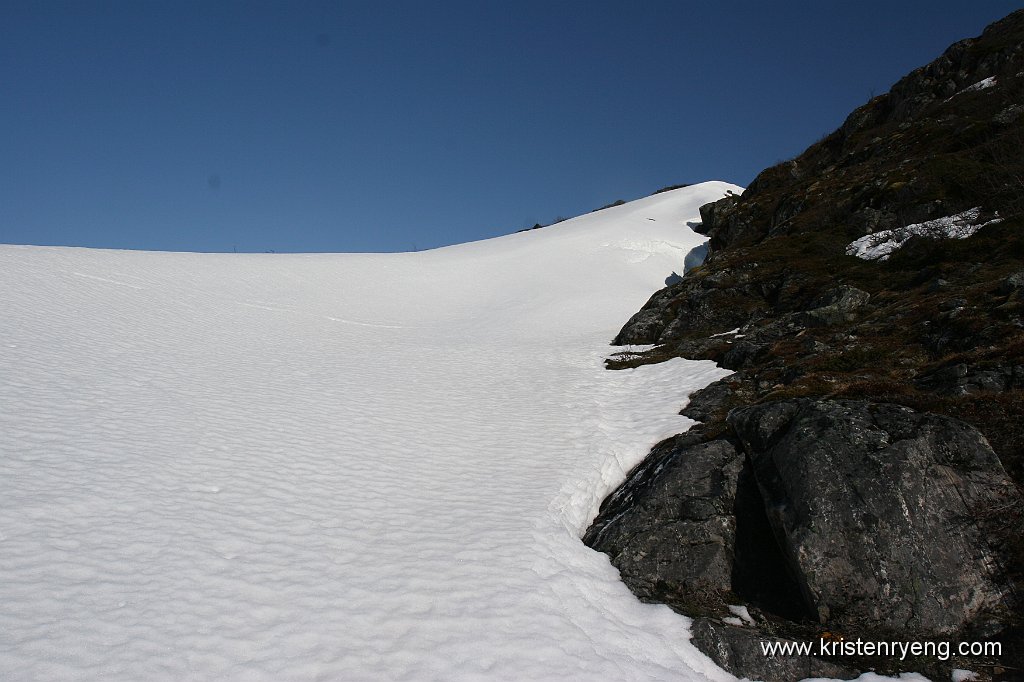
[{"left": 586, "top": 10, "right": 1024, "bottom": 681}]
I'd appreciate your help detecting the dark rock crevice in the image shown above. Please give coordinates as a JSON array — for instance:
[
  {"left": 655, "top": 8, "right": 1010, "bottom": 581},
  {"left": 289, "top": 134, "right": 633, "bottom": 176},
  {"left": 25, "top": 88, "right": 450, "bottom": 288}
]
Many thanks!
[{"left": 730, "top": 458, "right": 811, "bottom": 623}]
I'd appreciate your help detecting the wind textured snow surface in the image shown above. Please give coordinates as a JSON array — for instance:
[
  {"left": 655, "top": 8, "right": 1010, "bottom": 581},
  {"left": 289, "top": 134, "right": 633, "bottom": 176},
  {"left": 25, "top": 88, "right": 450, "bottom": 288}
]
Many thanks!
[
  {"left": 845, "top": 207, "right": 1002, "bottom": 261},
  {"left": 2, "top": 184, "right": 743, "bottom": 681}
]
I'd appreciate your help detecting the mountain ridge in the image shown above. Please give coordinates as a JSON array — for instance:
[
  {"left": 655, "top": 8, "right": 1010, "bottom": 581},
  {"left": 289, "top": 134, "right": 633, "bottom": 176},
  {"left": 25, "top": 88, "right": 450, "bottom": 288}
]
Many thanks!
[{"left": 587, "top": 9, "right": 1024, "bottom": 681}]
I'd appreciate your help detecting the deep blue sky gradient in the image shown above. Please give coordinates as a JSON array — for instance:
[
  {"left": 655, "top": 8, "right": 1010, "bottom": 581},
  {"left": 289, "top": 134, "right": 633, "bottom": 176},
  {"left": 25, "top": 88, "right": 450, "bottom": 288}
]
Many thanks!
[{"left": 2, "top": 1, "right": 1020, "bottom": 252}]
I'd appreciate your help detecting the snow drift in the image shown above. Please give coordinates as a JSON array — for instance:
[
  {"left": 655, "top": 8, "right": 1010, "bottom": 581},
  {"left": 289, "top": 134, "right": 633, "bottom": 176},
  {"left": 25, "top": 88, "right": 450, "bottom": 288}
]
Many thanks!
[{"left": 1, "top": 183, "right": 741, "bottom": 680}]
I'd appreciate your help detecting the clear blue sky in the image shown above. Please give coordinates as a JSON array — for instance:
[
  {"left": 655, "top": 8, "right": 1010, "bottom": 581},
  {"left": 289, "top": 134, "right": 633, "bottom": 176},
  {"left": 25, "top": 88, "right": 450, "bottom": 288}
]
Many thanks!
[{"left": 2, "top": 1, "right": 1020, "bottom": 253}]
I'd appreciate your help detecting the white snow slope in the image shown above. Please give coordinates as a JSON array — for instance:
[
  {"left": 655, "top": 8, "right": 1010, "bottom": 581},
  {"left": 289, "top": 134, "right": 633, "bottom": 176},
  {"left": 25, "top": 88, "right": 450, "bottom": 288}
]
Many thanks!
[{"left": 1, "top": 183, "right": 744, "bottom": 681}]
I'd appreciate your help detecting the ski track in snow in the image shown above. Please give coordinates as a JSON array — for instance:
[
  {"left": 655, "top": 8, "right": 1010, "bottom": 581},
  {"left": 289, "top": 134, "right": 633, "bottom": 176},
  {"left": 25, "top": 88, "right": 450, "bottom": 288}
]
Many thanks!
[{"left": 1, "top": 183, "right": 908, "bottom": 681}]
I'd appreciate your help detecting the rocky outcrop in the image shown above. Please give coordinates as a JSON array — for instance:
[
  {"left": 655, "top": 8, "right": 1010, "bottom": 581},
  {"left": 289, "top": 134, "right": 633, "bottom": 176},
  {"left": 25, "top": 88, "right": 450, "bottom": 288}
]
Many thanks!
[
  {"left": 696, "top": 194, "right": 763, "bottom": 252},
  {"left": 584, "top": 435, "right": 744, "bottom": 609},
  {"left": 585, "top": 398, "right": 1022, "bottom": 680},
  {"left": 689, "top": 619, "right": 859, "bottom": 682},
  {"left": 611, "top": 265, "right": 771, "bottom": 346},
  {"left": 796, "top": 285, "right": 870, "bottom": 327},
  {"left": 591, "top": 10, "right": 1024, "bottom": 680},
  {"left": 916, "top": 362, "right": 1024, "bottom": 396},
  {"left": 730, "top": 399, "right": 1019, "bottom": 637},
  {"left": 700, "top": 10, "right": 1024, "bottom": 258}
]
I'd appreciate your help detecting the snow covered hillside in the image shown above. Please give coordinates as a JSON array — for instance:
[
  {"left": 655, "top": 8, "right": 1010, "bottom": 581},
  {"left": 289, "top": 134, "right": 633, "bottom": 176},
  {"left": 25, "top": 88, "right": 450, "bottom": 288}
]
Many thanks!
[{"left": 1, "top": 183, "right": 741, "bottom": 680}]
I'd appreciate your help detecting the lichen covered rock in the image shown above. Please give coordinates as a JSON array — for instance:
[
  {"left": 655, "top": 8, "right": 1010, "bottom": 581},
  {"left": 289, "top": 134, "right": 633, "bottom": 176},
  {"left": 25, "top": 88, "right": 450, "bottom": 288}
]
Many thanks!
[{"left": 729, "top": 399, "right": 1020, "bottom": 637}]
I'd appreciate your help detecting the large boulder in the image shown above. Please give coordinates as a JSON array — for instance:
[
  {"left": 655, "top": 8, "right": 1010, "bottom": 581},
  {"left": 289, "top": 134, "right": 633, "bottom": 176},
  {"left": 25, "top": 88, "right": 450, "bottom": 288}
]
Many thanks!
[
  {"left": 728, "top": 399, "right": 1021, "bottom": 637},
  {"left": 583, "top": 435, "right": 744, "bottom": 609}
]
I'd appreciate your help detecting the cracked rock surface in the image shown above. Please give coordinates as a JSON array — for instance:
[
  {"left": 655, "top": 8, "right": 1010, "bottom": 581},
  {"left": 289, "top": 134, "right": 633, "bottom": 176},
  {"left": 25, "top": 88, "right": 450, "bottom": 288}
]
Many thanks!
[
  {"left": 729, "top": 398, "right": 1020, "bottom": 637},
  {"left": 583, "top": 434, "right": 744, "bottom": 607}
]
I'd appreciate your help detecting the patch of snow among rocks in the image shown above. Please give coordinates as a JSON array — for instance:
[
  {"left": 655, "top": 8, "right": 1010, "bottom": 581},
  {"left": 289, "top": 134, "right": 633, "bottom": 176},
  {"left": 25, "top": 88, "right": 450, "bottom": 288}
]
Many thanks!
[
  {"left": 846, "top": 207, "right": 1002, "bottom": 261},
  {"left": 726, "top": 605, "right": 756, "bottom": 626},
  {"left": 962, "top": 76, "right": 997, "bottom": 93},
  {"left": 944, "top": 77, "right": 997, "bottom": 102}
]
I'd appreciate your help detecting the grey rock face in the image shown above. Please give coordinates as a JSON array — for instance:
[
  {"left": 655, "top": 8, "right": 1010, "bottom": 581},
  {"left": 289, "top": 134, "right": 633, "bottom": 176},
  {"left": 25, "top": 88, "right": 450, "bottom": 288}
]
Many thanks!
[
  {"left": 689, "top": 619, "right": 860, "bottom": 682},
  {"left": 853, "top": 206, "right": 899, "bottom": 233},
  {"left": 696, "top": 195, "right": 739, "bottom": 237},
  {"left": 583, "top": 435, "right": 744, "bottom": 605},
  {"left": 679, "top": 378, "right": 736, "bottom": 424},
  {"left": 697, "top": 194, "right": 767, "bottom": 252},
  {"left": 612, "top": 277, "right": 761, "bottom": 346},
  {"left": 916, "top": 362, "right": 1024, "bottom": 396},
  {"left": 999, "top": 269, "right": 1024, "bottom": 295},
  {"left": 797, "top": 285, "right": 871, "bottom": 327},
  {"left": 585, "top": 393, "right": 1022, "bottom": 677},
  {"left": 728, "top": 399, "right": 1021, "bottom": 636}
]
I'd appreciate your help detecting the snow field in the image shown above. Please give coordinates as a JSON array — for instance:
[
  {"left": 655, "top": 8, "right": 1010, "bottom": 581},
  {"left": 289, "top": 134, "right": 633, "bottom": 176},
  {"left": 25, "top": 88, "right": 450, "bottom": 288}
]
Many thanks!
[{"left": 2, "top": 183, "right": 747, "bottom": 681}]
